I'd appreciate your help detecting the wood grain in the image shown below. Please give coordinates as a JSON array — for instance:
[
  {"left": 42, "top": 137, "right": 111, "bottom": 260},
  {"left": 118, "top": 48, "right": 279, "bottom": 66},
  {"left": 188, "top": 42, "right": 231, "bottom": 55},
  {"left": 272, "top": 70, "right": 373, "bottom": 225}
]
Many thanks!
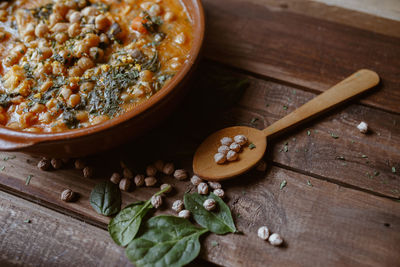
[{"left": 202, "top": 0, "right": 400, "bottom": 113}]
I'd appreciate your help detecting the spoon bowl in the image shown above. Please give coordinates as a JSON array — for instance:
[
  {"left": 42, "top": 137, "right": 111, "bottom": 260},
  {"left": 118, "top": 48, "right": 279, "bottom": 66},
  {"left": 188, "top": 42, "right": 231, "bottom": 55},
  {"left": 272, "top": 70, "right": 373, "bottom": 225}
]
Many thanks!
[{"left": 193, "top": 126, "right": 266, "bottom": 181}]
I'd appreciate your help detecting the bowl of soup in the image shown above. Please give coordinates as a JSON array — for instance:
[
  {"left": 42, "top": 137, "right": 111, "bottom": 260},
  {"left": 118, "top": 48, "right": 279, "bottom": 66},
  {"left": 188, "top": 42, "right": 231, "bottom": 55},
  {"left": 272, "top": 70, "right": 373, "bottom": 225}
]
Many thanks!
[{"left": 0, "top": 0, "right": 204, "bottom": 157}]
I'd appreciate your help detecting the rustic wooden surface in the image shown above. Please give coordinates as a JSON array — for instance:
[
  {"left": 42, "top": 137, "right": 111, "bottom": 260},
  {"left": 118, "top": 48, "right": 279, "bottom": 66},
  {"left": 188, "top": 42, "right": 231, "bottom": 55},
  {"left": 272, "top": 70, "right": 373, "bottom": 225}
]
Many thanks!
[{"left": 1, "top": 0, "right": 400, "bottom": 266}]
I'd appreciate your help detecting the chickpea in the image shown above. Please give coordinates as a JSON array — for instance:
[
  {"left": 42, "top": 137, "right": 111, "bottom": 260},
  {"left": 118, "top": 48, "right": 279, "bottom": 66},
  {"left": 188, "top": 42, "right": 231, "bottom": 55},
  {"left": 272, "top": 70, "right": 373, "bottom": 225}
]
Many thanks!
[
  {"left": 30, "top": 103, "right": 45, "bottom": 113},
  {"left": 65, "top": 0, "right": 78, "bottom": 10},
  {"left": 164, "top": 11, "right": 175, "bottom": 22},
  {"left": 49, "top": 13, "right": 63, "bottom": 27},
  {"left": 68, "top": 23, "right": 81, "bottom": 38},
  {"left": 0, "top": 10, "right": 7, "bottom": 22},
  {"left": 89, "top": 47, "right": 104, "bottom": 61},
  {"left": 83, "top": 33, "right": 100, "bottom": 48},
  {"left": 59, "top": 50, "right": 72, "bottom": 61},
  {"left": 76, "top": 111, "right": 88, "bottom": 122},
  {"left": 77, "top": 57, "right": 94, "bottom": 71},
  {"left": 79, "top": 82, "right": 94, "bottom": 93},
  {"left": 53, "top": 3, "right": 69, "bottom": 18},
  {"left": 68, "top": 94, "right": 81, "bottom": 107},
  {"left": 59, "top": 86, "right": 72, "bottom": 100},
  {"left": 69, "top": 11, "right": 81, "bottom": 23},
  {"left": 40, "top": 80, "right": 53, "bottom": 92},
  {"left": 35, "top": 23, "right": 49, "bottom": 38},
  {"left": 38, "top": 47, "right": 53, "bottom": 61},
  {"left": 39, "top": 112, "right": 52, "bottom": 123},
  {"left": 68, "top": 66, "right": 84, "bottom": 77},
  {"left": 73, "top": 42, "right": 89, "bottom": 57},
  {"left": 23, "top": 23, "right": 36, "bottom": 37},
  {"left": 95, "top": 14, "right": 111, "bottom": 31},
  {"left": 99, "top": 33, "right": 109, "bottom": 45},
  {"left": 20, "top": 112, "right": 37, "bottom": 128},
  {"left": 140, "top": 70, "right": 153, "bottom": 82},
  {"left": 51, "top": 23, "right": 69, "bottom": 33},
  {"left": 81, "top": 6, "right": 98, "bottom": 17},
  {"left": 55, "top": 32, "right": 68, "bottom": 44},
  {"left": 52, "top": 61, "right": 67, "bottom": 75},
  {"left": 77, "top": 0, "right": 88, "bottom": 9}
]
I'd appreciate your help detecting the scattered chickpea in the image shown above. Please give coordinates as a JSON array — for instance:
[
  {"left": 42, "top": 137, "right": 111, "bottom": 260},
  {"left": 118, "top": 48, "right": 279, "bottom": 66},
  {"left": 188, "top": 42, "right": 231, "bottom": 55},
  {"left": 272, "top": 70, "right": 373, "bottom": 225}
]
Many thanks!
[
  {"left": 203, "top": 199, "right": 217, "bottom": 211},
  {"left": 357, "top": 121, "right": 368, "bottom": 134},
  {"left": 153, "top": 160, "right": 164, "bottom": 172},
  {"left": 190, "top": 175, "right": 202, "bottom": 186},
  {"left": 145, "top": 176, "right": 157, "bottom": 187},
  {"left": 160, "top": 183, "right": 172, "bottom": 194},
  {"left": 95, "top": 14, "right": 111, "bottom": 31},
  {"left": 214, "top": 153, "right": 226, "bottom": 164},
  {"left": 268, "top": 233, "right": 283, "bottom": 246},
  {"left": 208, "top": 182, "right": 221, "bottom": 190},
  {"left": 35, "top": 23, "right": 49, "bottom": 38},
  {"left": 51, "top": 22, "right": 69, "bottom": 33},
  {"left": 77, "top": 57, "right": 94, "bottom": 71},
  {"left": 119, "top": 178, "right": 131, "bottom": 191},
  {"left": 68, "top": 22, "right": 81, "bottom": 38},
  {"left": 134, "top": 174, "right": 145, "bottom": 186},
  {"left": 51, "top": 158, "right": 63, "bottom": 169},
  {"left": 234, "top": 135, "right": 248, "bottom": 145},
  {"left": 172, "top": 200, "right": 184, "bottom": 212},
  {"left": 257, "top": 226, "right": 270, "bottom": 240},
  {"left": 68, "top": 94, "right": 81, "bottom": 108},
  {"left": 146, "top": 165, "right": 157, "bottom": 177},
  {"left": 226, "top": 150, "right": 238, "bottom": 161},
  {"left": 162, "top": 162, "right": 175, "bottom": 175},
  {"left": 69, "top": 11, "right": 81, "bottom": 23},
  {"left": 110, "top": 172, "right": 121, "bottom": 184},
  {"left": 37, "top": 158, "right": 51, "bottom": 171},
  {"left": 213, "top": 189, "right": 225, "bottom": 198},
  {"left": 218, "top": 145, "right": 230, "bottom": 155},
  {"left": 83, "top": 166, "right": 94, "bottom": 178},
  {"left": 151, "top": 195, "right": 163, "bottom": 208},
  {"left": 178, "top": 209, "right": 191, "bottom": 219},
  {"left": 74, "top": 159, "right": 86, "bottom": 170},
  {"left": 61, "top": 189, "right": 77, "bottom": 202},
  {"left": 174, "top": 169, "right": 188, "bottom": 180},
  {"left": 123, "top": 168, "right": 134, "bottom": 179},
  {"left": 256, "top": 160, "right": 267, "bottom": 172},
  {"left": 230, "top": 142, "right": 241, "bottom": 152},
  {"left": 197, "top": 182, "right": 209, "bottom": 195}
]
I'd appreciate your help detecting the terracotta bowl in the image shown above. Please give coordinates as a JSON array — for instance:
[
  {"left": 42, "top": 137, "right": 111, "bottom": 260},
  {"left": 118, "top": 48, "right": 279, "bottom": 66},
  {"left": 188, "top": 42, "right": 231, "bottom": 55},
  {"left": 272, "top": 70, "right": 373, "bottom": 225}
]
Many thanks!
[{"left": 0, "top": 0, "right": 205, "bottom": 158}]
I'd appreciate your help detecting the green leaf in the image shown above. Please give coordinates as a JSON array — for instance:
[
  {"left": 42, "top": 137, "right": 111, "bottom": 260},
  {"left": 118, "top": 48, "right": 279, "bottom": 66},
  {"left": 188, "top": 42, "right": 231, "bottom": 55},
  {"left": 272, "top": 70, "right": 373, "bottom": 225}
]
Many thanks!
[
  {"left": 109, "top": 201, "right": 152, "bottom": 246},
  {"left": 108, "top": 184, "right": 171, "bottom": 246},
  {"left": 184, "top": 193, "right": 236, "bottom": 234},
  {"left": 90, "top": 181, "right": 121, "bottom": 216},
  {"left": 280, "top": 180, "right": 287, "bottom": 190},
  {"left": 126, "top": 215, "right": 208, "bottom": 267}
]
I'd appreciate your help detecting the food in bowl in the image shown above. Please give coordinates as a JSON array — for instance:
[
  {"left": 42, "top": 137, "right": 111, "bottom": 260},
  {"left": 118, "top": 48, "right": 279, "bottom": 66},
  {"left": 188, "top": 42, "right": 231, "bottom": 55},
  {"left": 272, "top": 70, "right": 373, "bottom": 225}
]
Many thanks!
[{"left": 0, "top": 0, "right": 192, "bottom": 133}]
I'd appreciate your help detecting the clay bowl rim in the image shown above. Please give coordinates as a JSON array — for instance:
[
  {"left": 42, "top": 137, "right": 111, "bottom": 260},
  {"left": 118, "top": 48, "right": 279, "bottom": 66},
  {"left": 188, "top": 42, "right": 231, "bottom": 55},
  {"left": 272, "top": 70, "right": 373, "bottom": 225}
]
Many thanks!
[{"left": 0, "top": 0, "right": 205, "bottom": 146}]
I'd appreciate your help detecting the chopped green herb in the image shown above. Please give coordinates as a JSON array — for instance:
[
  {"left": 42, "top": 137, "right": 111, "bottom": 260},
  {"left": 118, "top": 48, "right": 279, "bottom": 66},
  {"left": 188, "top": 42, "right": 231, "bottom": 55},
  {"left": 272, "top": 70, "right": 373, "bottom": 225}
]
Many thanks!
[
  {"left": 330, "top": 133, "right": 339, "bottom": 139},
  {"left": 25, "top": 175, "right": 33, "bottom": 185},
  {"left": 283, "top": 144, "right": 288, "bottom": 152},
  {"left": 0, "top": 166, "right": 4, "bottom": 171},
  {"left": 351, "top": 140, "right": 355, "bottom": 144},
  {"left": 336, "top": 156, "right": 345, "bottom": 160},
  {"left": 211, "top": 241, "right": 219, "bottom": 247},
  {"left": 250, "top": 117, "right": 258, "bottom": 124},
  {"left": 374, "top": 171, "right": 380, "bottom": 177},
  {"left": 249, "top": 143, "right": 256, "bottom": 149},
  {"left": 3, "top": 155, "right": 16, "bottom": 161},
  {"left": 361, "top": 155, "right": 368, "bottom": 158},
  {"left": 24, "top": 219, "right": 31, "bottom": 223},
  {"left": 283, "top": 105, "right": 288, "bottom": 110},
  {"left": 307, "top": 130, "right": 311, "bottom": 136},
  {"left": 392, "top": 167, "right": 396, "bottom": 173},
  {"left": 280, "top": 180, "right": 287, "bottom": 190},
  {"left": 307, "top": 180, "right": 313, "bottom": 187}
]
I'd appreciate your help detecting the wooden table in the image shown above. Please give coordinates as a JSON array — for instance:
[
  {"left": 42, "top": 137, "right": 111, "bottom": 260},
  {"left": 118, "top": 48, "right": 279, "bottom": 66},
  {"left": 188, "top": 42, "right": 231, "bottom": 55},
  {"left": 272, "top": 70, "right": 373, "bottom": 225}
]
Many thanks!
[{"left": 1, "top": 0, "right": 400, "bottom": 266}]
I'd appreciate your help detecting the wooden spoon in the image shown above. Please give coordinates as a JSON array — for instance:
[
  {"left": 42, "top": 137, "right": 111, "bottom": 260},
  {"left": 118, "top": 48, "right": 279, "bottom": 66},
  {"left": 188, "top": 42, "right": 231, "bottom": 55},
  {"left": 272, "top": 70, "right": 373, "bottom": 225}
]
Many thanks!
[{"left": 193, "top": 69, "right": 379, "bottom": 181}]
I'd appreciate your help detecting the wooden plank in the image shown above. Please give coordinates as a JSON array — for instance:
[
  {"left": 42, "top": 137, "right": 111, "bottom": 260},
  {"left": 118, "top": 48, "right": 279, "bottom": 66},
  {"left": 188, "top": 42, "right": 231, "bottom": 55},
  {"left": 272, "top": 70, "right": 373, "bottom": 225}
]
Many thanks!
[
  {"left": 202, "top": 0, "right": 400, "bottom": 114},
  {"left": 313, "top": 0, "right": 400, "bottom": 21},
  {"left": 244, "top": 0, "right": 400, "bottom": 38},
  {"left": 0, "top": 191, "right": 131, "bottom": 267},
  {"left": 2, "top": 165, "right": 400, "bottom": 266}
]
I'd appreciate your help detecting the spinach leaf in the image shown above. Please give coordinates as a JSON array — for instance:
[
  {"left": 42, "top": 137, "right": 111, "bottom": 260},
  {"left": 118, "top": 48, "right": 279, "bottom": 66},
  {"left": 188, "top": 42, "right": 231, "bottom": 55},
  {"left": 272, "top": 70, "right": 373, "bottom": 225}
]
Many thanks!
[
  {"left": 90, "top": 181, "right": 121, "bottom": 216},
  {"left": 108, "top": 201, "right": 152, "bottom": 246},
  {"left": 126, "top": 215, "right": 208, "bottom": 267},
  {"left": 108, "top": 184, "right": 172, "bottom": 246},
  {"left": 184, "top": 193, "right": 236, "bottom": 234}
]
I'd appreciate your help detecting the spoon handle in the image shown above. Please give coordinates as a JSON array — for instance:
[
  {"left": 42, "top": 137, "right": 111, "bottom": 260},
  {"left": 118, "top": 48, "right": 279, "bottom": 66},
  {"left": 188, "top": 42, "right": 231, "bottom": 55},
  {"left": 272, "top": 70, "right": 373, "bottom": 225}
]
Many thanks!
[{"left": 263, "top": 69, "right": 379, "bottom": 138}]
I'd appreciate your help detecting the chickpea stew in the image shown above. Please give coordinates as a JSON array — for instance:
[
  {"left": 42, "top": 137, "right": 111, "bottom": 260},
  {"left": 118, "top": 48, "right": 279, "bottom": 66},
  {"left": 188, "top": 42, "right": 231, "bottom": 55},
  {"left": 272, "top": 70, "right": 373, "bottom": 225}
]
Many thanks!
[{"left": 0, "top": 0, "right": 192, "bottom": 132}]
